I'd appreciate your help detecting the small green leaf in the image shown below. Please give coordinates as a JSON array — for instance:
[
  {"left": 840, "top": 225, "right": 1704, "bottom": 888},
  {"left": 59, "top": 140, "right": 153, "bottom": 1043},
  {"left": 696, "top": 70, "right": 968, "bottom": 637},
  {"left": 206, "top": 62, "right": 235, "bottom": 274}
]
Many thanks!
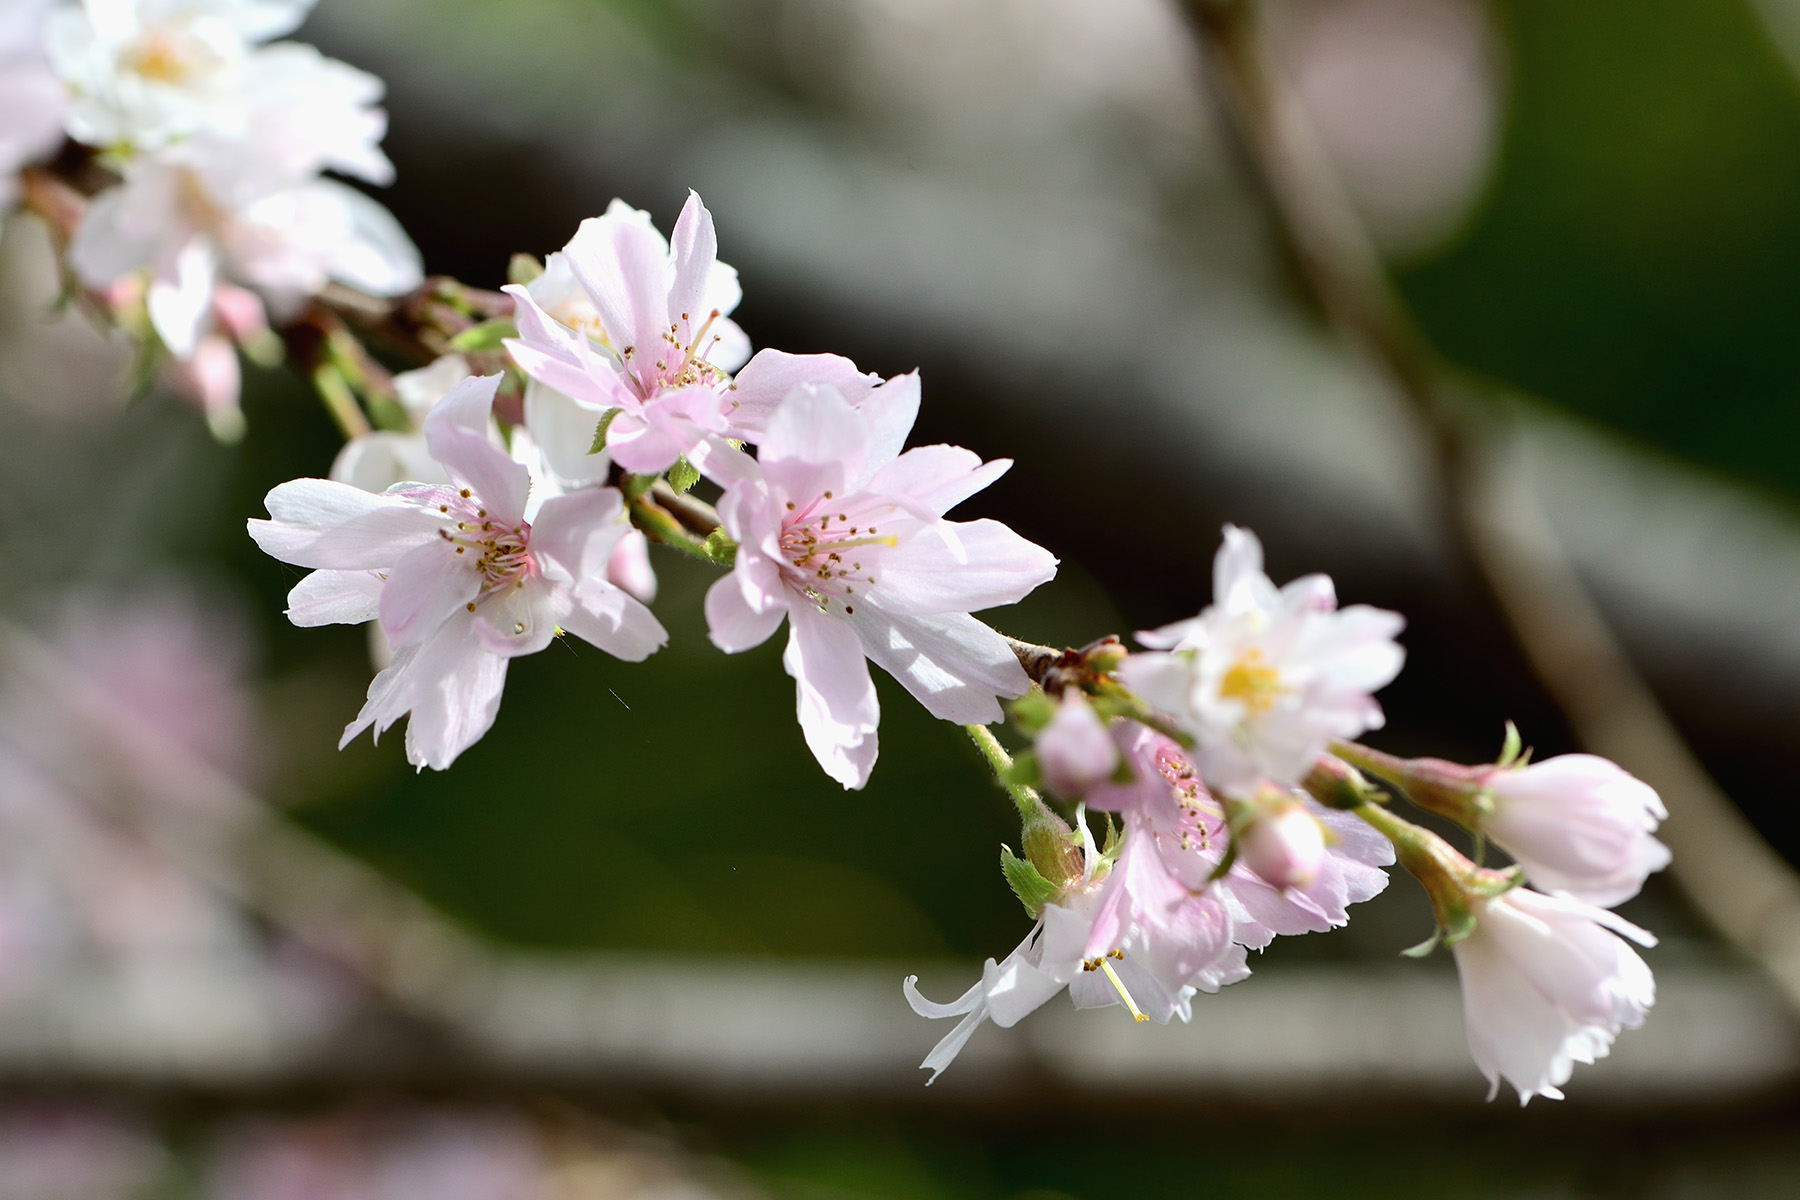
[
  {"left": 1010, "top": 690, "right": 1057, "bottom": 736},
  {"left": 590, "top": 408, "right": 620, "bottom": 454},
  {"left": 1440, "top": 907, "right": 1479, "bottom": 946},
  {"left": 508, "top": 254, "right": 545, "bottom": 287},
  {"left": 1001, "top": 845, "right": 1059, "bottom": 918},
  {"left": 1469, "top": 864, "right": 1525, "bottom": 899},
  {"left": 667, "top": 456, "right": 701, "bottom": 494},
  {"left": 1100, "top": 812, "right": 1123, "bottom": 862},
  {"left": 1400, "top": 930, "right": 1441, "bottom": 959},
  {"left": 702, "top": 529, "right": 738, "bottom": 566},
  {"left": 448, "top": 318, "right": 519, "bottom": 353},
  {"left": 1497, "top": 720, "right": 1523, "bottom": 768}
]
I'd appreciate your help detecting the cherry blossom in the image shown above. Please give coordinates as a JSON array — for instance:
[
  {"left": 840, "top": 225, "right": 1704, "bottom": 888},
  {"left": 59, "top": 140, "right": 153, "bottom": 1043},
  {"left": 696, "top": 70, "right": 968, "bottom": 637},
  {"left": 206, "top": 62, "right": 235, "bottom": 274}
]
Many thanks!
[
  {"left": 503, "top": 193, "right": 751, "bottom": 473},
  {"left": 1087, "top": 724, "right": 1393, "bottom": 949},
  {"left": 1034, "top": 688, "right": 1119, "bottom": 797},
  {"left": 1480, "top": 755, "right": 1670, "bottom": 908},
  {"left": 904, "top": 817, "right": 1247, "bottom": 1083},
  {"left": 1236, "top": 795, "right": 1330, "bottom": 891},
  {"left": 1452, "top": 887, "right": 1656, "bottom": 1104},
  {"left": 45, "top": 0, "right": 320, "bottom": 153},
  {"left": 248, "top": 375, "right": 667, "bottom": 770},
  {"left": 1118, "top": 525, "right": 1405, "bottom": 793},
  {"left": 701, "top": 383, "right": 1056, "bottom": 788},
  {"left": 70, "top": 144, "right": 420, "bottom": 357}
]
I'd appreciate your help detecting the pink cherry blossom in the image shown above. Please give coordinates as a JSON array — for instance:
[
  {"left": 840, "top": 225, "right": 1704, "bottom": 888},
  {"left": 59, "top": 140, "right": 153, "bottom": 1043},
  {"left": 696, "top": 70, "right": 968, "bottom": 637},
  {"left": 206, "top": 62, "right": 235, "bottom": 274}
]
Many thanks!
[
  {"left": 1034, "top": 688, "right": 1119, "bottom": 797},
  {"left": 904, "top": 818, "right": 1247, "bottom": 1083},
  {"left": 503, "top": 193, "right": 751, "bottom": 474},
  {"left": 700, "top": 383, "right": 1056, "bottom": 788},
  {"left": 1236, "top": 797, "right": 1329, "bottom": 891},
  {"left": 248, "top": 375, "right": 667, "bottom": 770},
  {"left": 1480, "top": 754, "right": 1670, "bottom": 908},
  {"left": 1086, "top": 724, "right": 1393, "bottom": 949},
  {"left": 1118, "top": 524, "right": 1405, "bottom": 792},
  {"left": 1452, "top": 887, "right": 1655, "bottom": 1104}
]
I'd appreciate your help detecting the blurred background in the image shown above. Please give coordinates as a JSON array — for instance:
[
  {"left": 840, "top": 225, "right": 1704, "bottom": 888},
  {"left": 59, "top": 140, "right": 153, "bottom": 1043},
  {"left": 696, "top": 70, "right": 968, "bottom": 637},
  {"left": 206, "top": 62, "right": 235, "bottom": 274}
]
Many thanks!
[{"left": 3, "top": 0, "right": 1800, "bottom": 1195}]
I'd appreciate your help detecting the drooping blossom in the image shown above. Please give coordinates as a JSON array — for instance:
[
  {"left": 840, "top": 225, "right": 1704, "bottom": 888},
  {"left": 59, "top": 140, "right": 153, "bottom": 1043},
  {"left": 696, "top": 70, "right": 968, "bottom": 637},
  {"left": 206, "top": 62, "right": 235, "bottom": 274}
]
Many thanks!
[
  {"left": 0, "top": 0, "right": 67, "bottom": 214},
  {"left": 1034, "top": 688, "right": 1119, "bottom": 797},
  {"left": 503, "top": 193, "right": 751, "bottom": 473},
  {"left": 1478, "top": 755, "right": 1670, "bottom": 908},
  {"left": 701, "top": 383, "right": 1056, "bottom": 787},
  {"left": 45, "top": 0, "right": 320, "bottom": 153},
  {"left": 904, "top": 818, "right": 1247, "bottom": 1083},
  {"left": 1118, "top": 525, "right": 1405, "bottom": 793},
  {"left": 1452, "top": 886, "right": 1655, "bottom": 1104},
  {"left": 248, "top": 374, "right": 668, "bottom": 770},
  {"left": 1086, "top": 724, "right": 1393, "bottom": 950}
]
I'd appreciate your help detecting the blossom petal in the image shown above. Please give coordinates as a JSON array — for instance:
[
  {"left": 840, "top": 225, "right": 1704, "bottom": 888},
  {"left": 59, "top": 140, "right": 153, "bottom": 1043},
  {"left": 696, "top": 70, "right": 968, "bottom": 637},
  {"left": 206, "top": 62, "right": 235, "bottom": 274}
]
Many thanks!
[
  {"left": 784, "top": 601, "right": 880, "bottom": 788},
  {"left": 864, "top": 445, "right": 1010, "bottom": 517},
  {"left": 705, "top": 573, "right": 787, "bottom": 653},
  {"left": 250, "top": 478, "right": 443, "bottom": 568},
  {"left": 424, "top": 377, "right": 531, "bottom": 525},
  {"left": 851, "top": 608, "right": 1029, "bottom": 725},
  {"left": 379, "top": 540, "right": 480, "bottom": 648},
  {"left": 870, "top": 518, "right": 1057, "bottom": 615},
  {"left": 285, "top": 568, "right": 383, "bottom": 627},
  {"left": 727, "top": 349, "right": 878, "bottom": 440},
  {"left": 560, "top": 580, "right": 669, "bottom": 662}
]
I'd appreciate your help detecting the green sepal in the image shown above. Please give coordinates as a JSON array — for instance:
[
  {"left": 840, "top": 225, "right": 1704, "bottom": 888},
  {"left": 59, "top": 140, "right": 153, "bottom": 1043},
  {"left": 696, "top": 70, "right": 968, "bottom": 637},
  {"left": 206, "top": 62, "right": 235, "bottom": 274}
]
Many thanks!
[
  {"left": 1010, "top": 690, "right": 1057, "bottom": 736},
  {"left": 702, "top": 529, "right": 738, "bottom": 566},
  {"left": 1400, "top": 930, "right": 1441, "bottom": 959},
  {"left": 1099, "top": 812, "right": 1123, "bottom": 863},
  {"left": 508, "top": 254, "right": 545, "bottom": 287},
  {"left": 1207, "top": 838, "right": 1240, "bottom": 882},
  {"left": 1439, "top": 905, "right": 1479, "bottom": 946},
  {"left": 589, "top": 408, "right": 620, "bottom": 455},
  {"left": 667, "top": 456, "right": 701, "bottom": 495},
  {"left": 448, "top": 318, "right": 519, "bottom": 353},
  {"left": 1496, "top": 720, "right": 1523, "bottom": 769},
  {"left": 1468, "top": 864, "right": 1525, "bottom": 899},
  {"left": 1001, "top": 844, "right": 1059, "bottom": 919},
  {"left": 1000, "top": 751, "right": 1042, "bottom": 791}
]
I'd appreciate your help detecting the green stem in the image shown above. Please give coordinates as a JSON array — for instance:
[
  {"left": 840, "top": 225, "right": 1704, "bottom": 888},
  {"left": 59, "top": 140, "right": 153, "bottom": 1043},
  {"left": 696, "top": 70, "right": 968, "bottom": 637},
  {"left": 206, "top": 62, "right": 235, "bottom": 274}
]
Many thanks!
[
  {"left": 625, "top": 493, "right": 719, "bottom": 563},
  {"left": 964, "top": 724, "right": 1041, "bottom": 821},
  {"left": 313, "top": 364, "right": 370, "bottom": 440},
  {"left": 1328, "top": 739, "right": 1406, "bottom": 783}
]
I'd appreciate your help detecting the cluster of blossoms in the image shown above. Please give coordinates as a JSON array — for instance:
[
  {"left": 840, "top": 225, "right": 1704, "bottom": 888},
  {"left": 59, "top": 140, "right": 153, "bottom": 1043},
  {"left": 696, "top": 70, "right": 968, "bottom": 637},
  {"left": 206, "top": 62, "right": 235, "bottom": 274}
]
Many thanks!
[
  {"left": 904, "top": 529, "right": 1667, "bottom": 1102},
  {"left": 6, "top": 0, "right": 1675, "bottom": 1113},
  {"left": 1, "top": 0, "right": 419, "bottom": 437}
]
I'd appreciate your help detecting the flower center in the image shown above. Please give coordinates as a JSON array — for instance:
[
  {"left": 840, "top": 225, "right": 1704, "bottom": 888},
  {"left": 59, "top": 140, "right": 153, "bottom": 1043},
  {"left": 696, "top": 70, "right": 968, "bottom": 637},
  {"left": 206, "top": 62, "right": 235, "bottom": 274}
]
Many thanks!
[
  {"left": 634, "top": 309, "right": 729, "bottom": 398},
  {"left": 1156, "top": 744, "right": 1225, "bottom": 858},
  {"left": 1219, "top": 648, "right": 1285, "bottom": 714},
  {"left": 127, "top": 27, "right": 219, "bottom": 85},
  {"left": 777, "top": 495, "right": 898, "bottom": 615},
  {"left": 436, "top": 491, "right": 534, "bottom": 601}
]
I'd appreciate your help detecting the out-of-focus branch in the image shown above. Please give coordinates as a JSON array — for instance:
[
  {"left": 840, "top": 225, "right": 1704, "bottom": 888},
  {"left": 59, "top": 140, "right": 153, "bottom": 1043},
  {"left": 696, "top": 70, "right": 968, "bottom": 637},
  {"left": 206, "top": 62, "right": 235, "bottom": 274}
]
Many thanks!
[{"left": 1177, "top": 0, "right": 1800, "bottom": 1007}]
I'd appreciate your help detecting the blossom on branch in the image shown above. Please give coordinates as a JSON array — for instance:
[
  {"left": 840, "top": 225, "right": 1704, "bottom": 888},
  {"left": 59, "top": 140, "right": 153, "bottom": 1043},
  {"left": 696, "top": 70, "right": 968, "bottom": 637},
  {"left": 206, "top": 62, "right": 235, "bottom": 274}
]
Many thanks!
[
  {"left": 1452, "top": 887, "right": 1655, "bottom": 1104},
  {"left": 46, "top": 0, "right": 321, "bottom": 153},
  {"left": 702, "top": 383, "right": 1056, "bottom": 788},
  {"left": 1480, "top": 755, "right": 1670, "bottom": 908},
  {"left": 1119, "top": 525, "right": 1404, "bottom": 793},
  {"left": 248, "top": 375, "right": 667, "bottom": 770},
  {"left": 503, "top": 193, "right": 751, "bottom": 473}
]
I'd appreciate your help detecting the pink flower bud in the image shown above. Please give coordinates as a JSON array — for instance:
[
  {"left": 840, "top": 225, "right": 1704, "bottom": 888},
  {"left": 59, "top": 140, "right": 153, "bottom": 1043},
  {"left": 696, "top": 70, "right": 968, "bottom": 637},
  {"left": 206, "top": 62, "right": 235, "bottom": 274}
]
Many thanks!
[
  {"left": 1480, "top": 755, "right": 1669, "bottom": 907},
  {"left": 210, "top": 283, "right": 270, "bottom": 345},
  {"left": 1035, "top": 690, "right": 1118, "bottom": 797},
  {"left": 1238, "top": 799, "right": 1328, "bottom": 890}
]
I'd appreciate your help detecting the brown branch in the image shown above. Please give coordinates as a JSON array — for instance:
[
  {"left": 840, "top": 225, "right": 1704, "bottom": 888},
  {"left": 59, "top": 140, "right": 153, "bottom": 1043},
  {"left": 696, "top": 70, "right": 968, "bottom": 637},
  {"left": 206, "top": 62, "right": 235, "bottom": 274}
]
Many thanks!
[{"left": 1178, "top": 0, "right": 1800, "bottom": 1007}]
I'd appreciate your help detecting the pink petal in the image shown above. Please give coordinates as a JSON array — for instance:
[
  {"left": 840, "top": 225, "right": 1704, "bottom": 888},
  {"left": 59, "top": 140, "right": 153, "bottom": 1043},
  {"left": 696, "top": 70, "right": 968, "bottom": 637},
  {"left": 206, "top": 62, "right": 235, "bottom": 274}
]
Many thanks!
[
  {"left": 784, "top": 601, "right": 880, "bottom": 788},
  {"left": 250, "top": 479, "right": 443, "bottom": 569},
  {"left": 728, "top": 350, "right": 880, "bottom": 440},
  {"left": 529, "top": 488, "right": 627, "bottom": 582},
  {"left": 559, "top": 581, "right": 669, "bottom": 662},
  {"left": 869, "top": 518, "right": 1057, "bottom": 615},
  {"left": 850, "top": 607, "right": 1028, "bottom": 724},
  {"left": 379, "top": 540, "right": 480, "bottom": 647},
  {"left": 667, "top": 191, "right": 719, "bottom": 350},
  {"left": 705, "top": 573, "right": 787, "bottom": 653},
  {"left": 865, "top": 445, "right": 1010, "bottom": 516}
]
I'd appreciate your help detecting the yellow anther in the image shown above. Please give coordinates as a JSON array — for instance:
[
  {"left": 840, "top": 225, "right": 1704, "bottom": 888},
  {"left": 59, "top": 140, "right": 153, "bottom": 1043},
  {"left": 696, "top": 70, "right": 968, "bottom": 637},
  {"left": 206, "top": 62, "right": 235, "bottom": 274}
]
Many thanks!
[
  {"left": 1099, "top": 958, "right": 1150, "bottom": 1023},
  {"left": 1219, "top": 648, "right": 1284, "bottom": 714}
]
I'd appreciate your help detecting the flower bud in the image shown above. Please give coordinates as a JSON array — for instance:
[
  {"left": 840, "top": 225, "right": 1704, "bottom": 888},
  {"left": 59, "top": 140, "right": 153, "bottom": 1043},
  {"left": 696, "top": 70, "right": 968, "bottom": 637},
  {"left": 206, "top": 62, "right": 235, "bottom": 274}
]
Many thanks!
[
  {"left": 1481, "top": 755, "right": 1669, "bottom": 907},
  {"left": 1236, "top": 795, "right": 1328, "bottom": 890},
  {"left": 1035, "top": 689, "right": 1119, "bottom": 797}
]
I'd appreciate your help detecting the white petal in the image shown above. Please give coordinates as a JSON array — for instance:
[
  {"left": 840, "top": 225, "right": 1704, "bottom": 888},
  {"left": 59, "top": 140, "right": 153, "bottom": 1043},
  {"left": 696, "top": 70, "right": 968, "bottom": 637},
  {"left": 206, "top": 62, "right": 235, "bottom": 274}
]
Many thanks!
[
  {"left": 379, "top": 540, "right": 480, "bottom": 648},
  {"left": 250, "top": 478, "right": 442, "bottom": 568},
  {"left": 870, "top": 518, "right": 1057, "bottom": 615},
  {"left": 851, "top": 607, "right": 1028, "bottom": 725},
  {"left": 705, "top": 573, "right": 787, "bottom": 653},
  {"left": 285, "top": 568, "right": 383, "bottom": 627},
  {"left": 784, "top": 601, "right": 880, "bottom": 788}
]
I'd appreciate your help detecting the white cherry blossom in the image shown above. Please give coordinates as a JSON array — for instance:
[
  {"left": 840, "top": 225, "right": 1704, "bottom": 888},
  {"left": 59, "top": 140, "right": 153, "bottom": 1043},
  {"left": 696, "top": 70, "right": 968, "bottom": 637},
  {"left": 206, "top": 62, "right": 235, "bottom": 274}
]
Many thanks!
[
  {"left": 1481, "top": 754, "right": 1670, "bottom": 908},
  {"left": 701, "top": 383, "right": 1056, "bottom": 788},
  {"left": 248, "top": 375, "right": 667, "bottom": 770},
  {"left": 1119, "top": 525, "right": 1405, "bottom": 793},
  {"left": 1452, "top": 887, "right": 1656, "bottom": 1104}
]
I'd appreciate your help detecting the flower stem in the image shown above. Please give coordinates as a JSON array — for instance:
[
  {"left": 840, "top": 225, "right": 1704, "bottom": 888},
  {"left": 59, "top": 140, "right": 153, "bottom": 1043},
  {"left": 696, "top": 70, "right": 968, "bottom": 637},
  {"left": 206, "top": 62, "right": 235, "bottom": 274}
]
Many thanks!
[{"left": 964, "top": 723, "right": 1041, "bottom": 822}]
